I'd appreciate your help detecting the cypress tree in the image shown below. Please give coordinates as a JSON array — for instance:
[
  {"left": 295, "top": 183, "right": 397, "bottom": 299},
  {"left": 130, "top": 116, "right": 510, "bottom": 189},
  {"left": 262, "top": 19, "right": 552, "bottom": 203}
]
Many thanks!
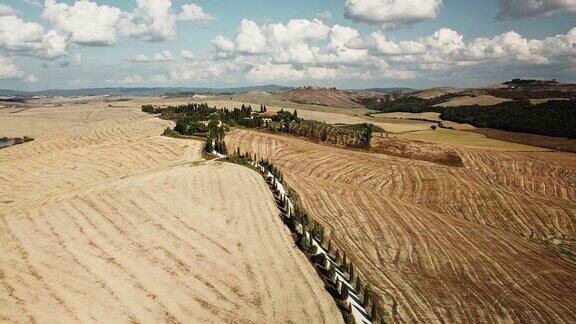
[
  {"left": 329, "top": 262, "right": 336, "bottom": 281},
  {"left": 349, "top": 263, "right": 356, "bottom": 286},
  {"left": 363, "top": 285, "right": 370, "bottom": 306},
  {"left": 341, "top": 283, "right": 349, "bottom": 301},
  {"left": 307, "top": 243, "right": 317, "bottom": 255}
]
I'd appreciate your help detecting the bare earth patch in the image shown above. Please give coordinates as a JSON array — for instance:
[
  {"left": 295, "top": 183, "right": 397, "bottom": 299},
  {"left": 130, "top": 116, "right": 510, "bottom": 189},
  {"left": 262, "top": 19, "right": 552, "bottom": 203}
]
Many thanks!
[{"left": 371, "top": 135, "right": 464, "bottom": 167}]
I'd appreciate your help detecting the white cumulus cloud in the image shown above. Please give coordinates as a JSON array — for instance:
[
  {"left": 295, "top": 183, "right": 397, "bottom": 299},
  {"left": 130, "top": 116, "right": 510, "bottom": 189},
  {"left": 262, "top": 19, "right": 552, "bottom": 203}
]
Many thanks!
[
  {"left": 177, "top": 3, "right": 214, "bottom": 23},
  {"left": 154, "top": 50, "right": 174, "bottom": 62},
  {"left": 131, "top": 54, "right": 149, "bottom": 63},
  {"left": 0, "top": 4, "right": 20, "bottom": 16},
  {"left": 347, "top": 26, "right": 576, "bottom": 71},
  {"left": 247, "top": 63, "right": 305, "bottom": 82},
  {"left": 345, "top": 0, "right": 443, "bottom": 29},
  {"left": 44, "top": 0, "right": 122, "bottom": 46},
  {"left": 43, "top": 0, "right": 214, "bottom": 45},
  {"left": 0, "top": 15, "right": 68, "bottom": 59},
  {"left": 213, "top": 19, "right": 332, "bottom": 63},
  {"left": 0, "top": 56, "right": 25, "bottom": 79},
  {"left": 0, "top": 56, "right": 37, "bottom": 81},
  {"left": 180, "top": 50, "right": 195, "bottom": 60},
  {"left": 212, "top": 35, "right": 236, "bottom": 53}
]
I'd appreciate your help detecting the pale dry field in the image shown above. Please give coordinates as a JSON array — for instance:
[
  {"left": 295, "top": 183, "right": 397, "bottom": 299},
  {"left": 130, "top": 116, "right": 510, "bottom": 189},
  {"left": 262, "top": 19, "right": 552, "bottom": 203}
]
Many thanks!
[
  {"left": 395, "top": 129, "right": 549, "bottom": 151},
  {"left": 227, "top": 128, "right": 576, "bottom": 323},
  {"left": 0, "top": 104, "right": 342, "bottom": 323},
  {"left": 370, "top": 112, "right": 475, "bottom": 131},
  {"left": 412, "top": 87, "right": 465, "bottom": 99},
  {"left": 372, "top": 112, "right": 445, "bottom": 122},
  {"left": 435, "top": 95, "right": 511, "bottom": 107}
]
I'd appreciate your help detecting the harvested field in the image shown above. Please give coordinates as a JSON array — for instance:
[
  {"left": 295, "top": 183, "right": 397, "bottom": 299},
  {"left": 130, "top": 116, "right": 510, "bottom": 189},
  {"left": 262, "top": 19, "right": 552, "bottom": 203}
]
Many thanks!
[
  {"left": 201, "top": 94, "right": 371, "bottom": 115},
  {"left": 0, "top": 105, "right": 342, "bottom": 323},
  {"left": 371, "top": 136, "right": 464, "bottom": 167},
  {"left": 279, "top": 88, "right": 365, "bottom": 109},
  {"left": 396, "top": 129, "right": 549, "bottom": 151},
  {"left": 435, "top": 95, "right": 511, "bottom": 107},
  {"left": 411, "top": 87, "right": 465, "bottom": 99},
  {"left": 370, "top": 112, "right": 475, "bottom": 131},
  {"left": 226, "top": 128, "right": 576, "bottom": 323},
  {"left": 470, "top": 128, "right": 576, "bottom": 153},
  {"left": 372, "top": 111, "right": 444, "bottom": 122}
]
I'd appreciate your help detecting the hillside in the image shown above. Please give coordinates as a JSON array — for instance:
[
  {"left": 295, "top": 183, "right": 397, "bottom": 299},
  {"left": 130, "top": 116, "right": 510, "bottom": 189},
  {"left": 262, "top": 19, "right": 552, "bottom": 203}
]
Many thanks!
[
  {"left": 0, "top": 104, "right": 341, "bottom": 323},
  {"left": 279, "top": 88, "right": 367, "bottom": 109},
  {"left": 435, "top": 95, "right": 511, "bottom": 107},
  {"left": 411, "top": 87, "right": 466, "bottom": 99},
  {"left": 226, "top": 128, "right": 576, "bottom": 323},
  {"left": 0, "top": 85, "right": 294, "bottom": 98}
]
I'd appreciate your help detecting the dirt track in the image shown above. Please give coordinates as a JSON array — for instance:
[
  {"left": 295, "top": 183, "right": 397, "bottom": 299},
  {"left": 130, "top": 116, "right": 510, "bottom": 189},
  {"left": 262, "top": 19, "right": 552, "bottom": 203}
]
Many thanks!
[
  {"left": 226, "top": 128, "right": 576, "bottom": 323},
  {"left": 0, "top": 105, "right": 342, "bottom": 323}
]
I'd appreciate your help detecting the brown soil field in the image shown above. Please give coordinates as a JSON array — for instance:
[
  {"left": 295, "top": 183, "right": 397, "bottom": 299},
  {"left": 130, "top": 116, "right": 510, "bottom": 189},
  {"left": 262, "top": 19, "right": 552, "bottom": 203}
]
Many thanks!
[
  {"left": 471, "top": 128, "right": 576, "bottom": 153},
  {"left": 435, "top": 95, "right": 511, "bottom": 107},
  {"left": 371, "top": 136, "right": 464, "bottom": 167},
  {"left": 0, "top": 105, "right": 342, "bottom": 323},
  {"left": 226, "top": 128, "right": 576, "bottom": 323}
]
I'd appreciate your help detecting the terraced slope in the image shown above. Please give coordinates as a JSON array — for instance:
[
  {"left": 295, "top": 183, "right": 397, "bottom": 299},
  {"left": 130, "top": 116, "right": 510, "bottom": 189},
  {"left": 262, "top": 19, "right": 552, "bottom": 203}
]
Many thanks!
[
  {"left": 0, "top": 106, "right": 342, "bottom": 323},
  {"left": 226, "top": 128, "right": 576, "bottom": 323}
]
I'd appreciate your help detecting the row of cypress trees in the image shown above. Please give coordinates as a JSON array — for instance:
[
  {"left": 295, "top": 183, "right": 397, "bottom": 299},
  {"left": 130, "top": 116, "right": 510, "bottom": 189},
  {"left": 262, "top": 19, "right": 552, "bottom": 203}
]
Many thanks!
[{"left": 229, "top": 150, "right": 388, "bottom": 323}]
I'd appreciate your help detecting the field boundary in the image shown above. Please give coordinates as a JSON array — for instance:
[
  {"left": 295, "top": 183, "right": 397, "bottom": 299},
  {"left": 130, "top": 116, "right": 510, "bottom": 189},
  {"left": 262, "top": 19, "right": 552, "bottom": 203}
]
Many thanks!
[{"left": 224, "top": 151, "right": 388, "bottom": 324}]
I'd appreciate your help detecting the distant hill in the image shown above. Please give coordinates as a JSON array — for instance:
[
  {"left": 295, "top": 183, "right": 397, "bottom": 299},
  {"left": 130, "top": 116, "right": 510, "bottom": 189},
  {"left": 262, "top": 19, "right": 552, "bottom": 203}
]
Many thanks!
[
  {"left": 0, "top": 85, "right": 294, "bottom": 98},
  {"left": 360, "top": 87, "right": 414, "bottom": 93},
  {"left": 279, "top": 88, "right": 367, "bottom": 109},
  {"left": 411, "top": 87, "right": 466, "bottom": 99}
]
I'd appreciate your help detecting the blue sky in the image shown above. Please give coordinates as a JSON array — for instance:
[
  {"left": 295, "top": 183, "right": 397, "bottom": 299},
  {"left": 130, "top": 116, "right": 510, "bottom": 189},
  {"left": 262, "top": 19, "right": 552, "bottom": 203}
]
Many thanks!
[{"left": 1, "top": 0, "right": 575, "bottom": 90}]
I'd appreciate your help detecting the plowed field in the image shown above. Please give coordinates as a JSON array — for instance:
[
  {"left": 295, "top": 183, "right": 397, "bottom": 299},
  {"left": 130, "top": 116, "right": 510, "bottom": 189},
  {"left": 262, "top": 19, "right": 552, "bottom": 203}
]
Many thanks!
[
  {"left": 0, "top": 105, "right": 341, "bottom": 323},
  {"left": 226, "top": 128, "right": 576, "bottom": 323}
]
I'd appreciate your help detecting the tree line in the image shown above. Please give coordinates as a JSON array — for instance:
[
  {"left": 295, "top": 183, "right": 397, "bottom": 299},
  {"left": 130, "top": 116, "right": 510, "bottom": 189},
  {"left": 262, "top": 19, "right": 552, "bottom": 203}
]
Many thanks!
[
  {"left": 144, "top": 103, "right": 375, "bottom": 150},
  {"left": 362, "top": 96, "right": 576, "bottom": 139},
  {"left": 441, "top": 99, "right": 576, "bottom": 138},
  {"left": 142, "top": 103, "right": 216, "bottom": 121}
]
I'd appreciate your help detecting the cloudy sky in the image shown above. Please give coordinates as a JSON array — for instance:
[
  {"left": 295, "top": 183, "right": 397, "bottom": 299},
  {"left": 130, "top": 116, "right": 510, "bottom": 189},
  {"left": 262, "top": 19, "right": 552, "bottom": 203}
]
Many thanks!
[{"left": 0, "top": 0, "right": 575, "bottom": 90}]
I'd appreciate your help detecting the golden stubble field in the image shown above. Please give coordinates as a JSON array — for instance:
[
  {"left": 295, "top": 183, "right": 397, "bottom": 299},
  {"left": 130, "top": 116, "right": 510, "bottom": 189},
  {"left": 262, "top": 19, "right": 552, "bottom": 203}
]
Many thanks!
[
  {"left": 226, "top": 128, "right": 576, "bottom": 323},
  {"left": 0, "top": 103, "right": 342, "bottom": 323}
]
